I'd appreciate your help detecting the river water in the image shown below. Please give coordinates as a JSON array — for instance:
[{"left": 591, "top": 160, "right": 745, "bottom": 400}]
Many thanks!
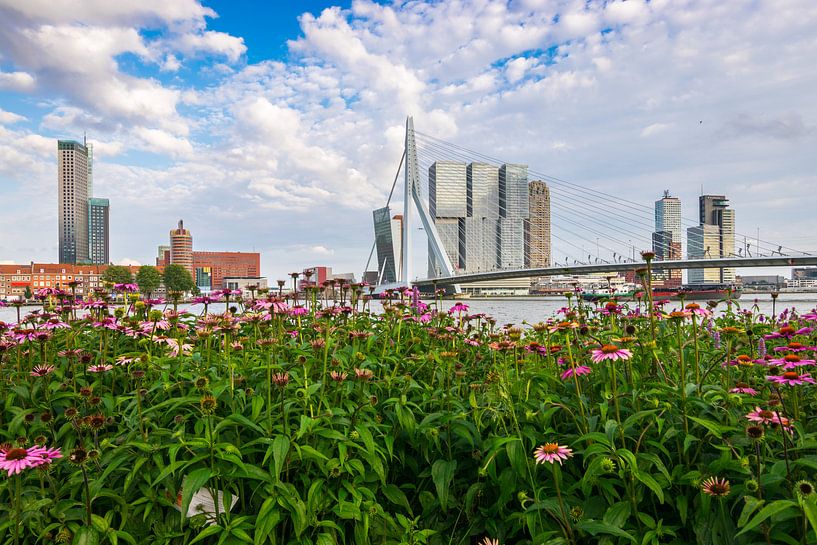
[{"left": 2, "top": 293, "right": 817, "bottom": 327}]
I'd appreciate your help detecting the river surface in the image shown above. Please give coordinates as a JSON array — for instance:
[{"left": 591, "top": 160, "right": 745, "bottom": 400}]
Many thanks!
[{"left": 2, "top": 293, "right": 817, "bottom": 326}]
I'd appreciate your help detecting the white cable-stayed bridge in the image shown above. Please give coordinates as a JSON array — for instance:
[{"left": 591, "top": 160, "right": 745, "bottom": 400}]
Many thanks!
[{"left": 365, "top": 117, "right": 817, "bottom": 293}]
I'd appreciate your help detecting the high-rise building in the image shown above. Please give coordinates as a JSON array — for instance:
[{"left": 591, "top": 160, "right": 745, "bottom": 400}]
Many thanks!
[
  {"left": 526, "top": 180, "right": 551, "bottom": 269},
  {"left": 87, "top": 142, "right": 94, "bottom": 198},
  {"left": 652, "top": 191, "right": 682, "bottom": 287},
  {"left": 88, "top": 198, "right": 109, "bottom": 264},
  {"left": 654, "top": 191, "right": 681, "bottom": 257},
  {"left": 169, "top": 220, "right": 194, "bottom": 279},
  {"left": 58, "top": 140, "right": 90, "bottom": 264},
  {"left": 696, "top": 195, "right": 736, "bottom": 283},
  {"left": 429, "top": 161, "right": 467, "bottom": 274},
  {"left": 465, "top": 163, "right": 500, "bottom": 272},
  {"left": 372, "top": 207, "right": 403, "bottom": 284},
  {"left": 687, "top": 224, "right": 722, "bottom": 284},
  {"left": 498, "top": 164, "right": 529, "bottom": 269}
]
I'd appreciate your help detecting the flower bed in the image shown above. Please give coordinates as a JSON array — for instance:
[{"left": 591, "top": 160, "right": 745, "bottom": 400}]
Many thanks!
[{"left": 1, "top": 289, "right": 817, "bottom": 544}]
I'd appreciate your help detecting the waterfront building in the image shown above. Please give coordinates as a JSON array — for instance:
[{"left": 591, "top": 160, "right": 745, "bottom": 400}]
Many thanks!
[
  {"left": 88, "top": 198, "right": 109, "bottom": 265},
  {"left": 498, "top": 164, "right": 529, "bottom": 270},
  {"left": 465, "top": 162, "right": 500, "bottom": 273},
  {"left": 222, "top": 276, "right": 268, "bottom": 292},
  {"left": 372, "top": 207, "right": 402, "bottom": 284},
  {"left": 652, "top": 191, "right": 682, "bottom": 287},
  {"left": 526, "top": 180, "right": 551, "bottom": 269},
  {"left": 0, "top": 263, "right": 139, "bottom": 300},
  {"left": 428, "top": 161, "right": 467, "bottom": 275},
  {"left": 698, "top": 195, "right": 736, "bottom": 283},
  {"left": 169, "top": 220, "right": 194, "bottom": 279},
  {"left": 58, "top": 140, "right": 90, "bottom": 264},
  {"left": 687, "top": 224, "right": 722, "bottom": 284},
  {"left": 192, "top": 251, "right": 260, "bottom": 291}
]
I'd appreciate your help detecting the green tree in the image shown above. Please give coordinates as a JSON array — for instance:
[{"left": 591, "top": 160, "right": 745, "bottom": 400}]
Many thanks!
[
  {"left": 23, "top": 286, "right": 32, "bottom": 300},
  {"left": 135, "top": 266, "right": 162, "bottom": 298},
  {"left": 163, "top": 264, "right": 195, "bottom": 293},
  {"left": 102, "top": 265, "right": 133, "bottom": 285}
]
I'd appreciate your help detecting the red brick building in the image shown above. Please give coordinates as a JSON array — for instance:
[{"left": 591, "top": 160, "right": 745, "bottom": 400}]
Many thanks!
[{"left": 0, "top": 263, "right": 142, "bottom": 300}]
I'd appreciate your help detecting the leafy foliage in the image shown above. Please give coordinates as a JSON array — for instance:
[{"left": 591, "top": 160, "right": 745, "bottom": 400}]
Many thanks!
[
  {"left": 135, "top": 266, "right": 162, "bottom": 297},
  {"left": 1, "top": 289, "right": 817, "bottom": 545},
  {"left": 163, "top": 263, "right": 194, "bottom": 293}
]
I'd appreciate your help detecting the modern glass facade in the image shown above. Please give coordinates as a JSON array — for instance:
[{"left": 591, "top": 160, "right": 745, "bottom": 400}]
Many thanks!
[
  {"left": 373, "top": 206, "right": 402, "bottom": 284},
  {"left": 58, "top": 140, "right": 90, "bottom": 264},
  {"left": 88, "top": 198, "right": 109, "bottom": 265}
]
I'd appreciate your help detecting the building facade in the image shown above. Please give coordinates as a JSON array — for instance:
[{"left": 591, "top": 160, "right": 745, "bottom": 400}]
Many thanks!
[
  {"left": 697, "top": 195, "right": 736, "bottom": 283},
  {"left": 526, "top": 180, "right": 551, "bottom": 269},
  {"left": 373, "top": 206, "right": 402, "bottom": 284},
  {"left": 498, "top": 164, "right": 529, "bottom": 270},
  {"left": 88, "top": 198, "right": 109, "bottom": 264},
  {"left": 58, "top": 140, "right": 90, "bottom": 264},
  {"left": 192, "top": 251, "right": 260, "bottom": 291},
  {"left": 465, "top": 163, "right": 500, "bottom": 272},
  {"left": 654, "top": 191, "right": 682, "bottom": 257},
  {"left": 652, "top": 191, "right": 682, "bottom": 287},
  {"left": 0, "top": 263, "right": 139, "bottom": 301},
  {"left": 169, "top": 220, "right": 194, "bottom": 279},
  {"left": 687, "top": 224, "right": 722, "bottom": 284}
]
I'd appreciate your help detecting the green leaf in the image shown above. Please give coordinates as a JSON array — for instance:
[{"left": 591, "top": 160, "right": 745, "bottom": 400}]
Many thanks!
[
  {"left": 188, "top": 525, "right": 223, "bottom": 545},
  {"left": 603, "top": 502, "right": 631, "bottom": 528},
  {"left": 736, "top": 499, "right": 798, "bottom": 536},
  {"left": 577, "top": 520, "right": 636, "bottom": 542},
  {"left": 802, "top": 497, "right": 817, "bottom": 541},
  {"left": 431, "top": 459, "right": 457, "bottom": 511},
  {"left": 737, "top": 496, "right": 764, "bottom": 528},
  {"left": 180, "top": 468, "right": 212, "bottom": 523},
  {"left": 72, "top": 527, "right": 101, "bottom": 545},
  {"left": 634, "top": 471, "right": 664, "bottom": 504},
  {"left": 271, "top": 435, "right": 289, "bottom": 481},
  {"left": 382, "top": 483, "right": 412, "bottom": 514}
]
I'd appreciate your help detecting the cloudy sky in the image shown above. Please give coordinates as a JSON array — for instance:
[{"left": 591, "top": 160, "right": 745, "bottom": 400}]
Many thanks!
[{"left": 0, "top": 0, "right": 815, "bottom": 280}]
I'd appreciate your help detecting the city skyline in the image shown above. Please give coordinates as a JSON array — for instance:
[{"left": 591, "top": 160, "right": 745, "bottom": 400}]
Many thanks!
[{"left": 0, "top": 1, "right": 815, "bottom": 280}]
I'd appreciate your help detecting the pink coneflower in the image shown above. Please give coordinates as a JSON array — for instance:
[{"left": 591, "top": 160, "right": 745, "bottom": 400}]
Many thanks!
[
  {"left": 289, "top": 306, "right": 308, "bottom": 316},
  {"left": 767, "top": 371, "right": 816, "bottom": 386},
  {"left": 729, "top": 382, "right": 758, "bottom": 395},
  {"left": 354, "top": 368, "right": 374, "bottom": 381},
  {"left": 768, "top": 354, "right": 817, "bottom": 369},
  {"left": 773, "top": 342, "right": 817, "bottom": 353},
  {"left": 330, "top": 371, "right": 347, "bottom": 382},
  {"left": 271, "top": 373, "right": 290, "bottom": 386},
  {"left": 0, "top": 445, "right": 60, "bottom": 476},
  {"left": 685, "top": 303, "right": 713, "bottom": 317},
  {"left": 590, "top": 344, "right": 632, "bottom": 363},
  {"left": 745, "top": 407, "right": 790, "bottom": 426},
  {"left": 113, "top": 283, "right": 139, "bottom": 292},
  {"left": 533, "top": 442, "right": 573, "bottom": 465},
  {"left": 701, "top": 477, "right": 731, "bottom": 497},
  {"left": 561, "top": 365, "right": 592, "bottom": 381},
  {"left": 30, "top": 364, "right": 55, "bottom": 377},
  {"left": 479, "top": 538, "right": 501, "bottom": 545},
  {"left": 88, "top": 364, "right": 113, "bottom": 373}
]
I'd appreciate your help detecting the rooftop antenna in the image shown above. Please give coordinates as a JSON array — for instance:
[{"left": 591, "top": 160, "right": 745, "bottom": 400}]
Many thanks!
[{"left": 83, "top": 131, "right": 87, "bottom": 146}]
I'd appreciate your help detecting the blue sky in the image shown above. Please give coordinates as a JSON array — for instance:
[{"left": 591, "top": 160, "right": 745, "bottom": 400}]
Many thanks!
[{"left": 0, "top": 0, "right": 815, "bottom": 280}]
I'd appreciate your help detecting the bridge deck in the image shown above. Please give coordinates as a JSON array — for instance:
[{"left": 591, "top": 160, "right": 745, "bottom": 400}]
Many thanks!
[{"left": 409, "top": 255, "right": 817, "bottom": 287}]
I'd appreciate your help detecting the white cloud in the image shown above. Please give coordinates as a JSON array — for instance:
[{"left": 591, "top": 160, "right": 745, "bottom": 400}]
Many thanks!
[
  {"left": 0, "top": 70, "right": 35, "bottom": 91},
  {"left": 0, "top": 109, "right": 26, "bottom": 125},
  {"left": 1, "top": 0, "right": 817, "bottom": 280},
  {"left": 641, "top": 122, "right": 673, "bottom": 138}
]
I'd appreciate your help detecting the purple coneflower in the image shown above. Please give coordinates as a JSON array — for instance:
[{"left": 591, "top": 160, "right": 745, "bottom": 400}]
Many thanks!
[
  {"left": 30, "top": 364, "right": 55, "bottom": 377},
  {"left": 701, "top": 477, "right": 731, "bottom": 497},
  {"left": 533, "top": 442, "right": 573, "bottom": 465},
  {"left": 330, "top": 371, "right": 347, "bottom": 382},
  {"left": 685, "top": 303, "right": 712, "bottom": 317},
  {"left": 729, "top": 382, "right": 758, "bottom": 396},
  {"left": 479, "top": 538, "right": 501, "bottom": 545},
  {"left": 745, "top": 407, "right": 790, "bottom": 426},
  {"left": 768, "top": 354, "right": 816, "bottom": 369},
  {"left": 560, "top": 365, "right": 591, "bottom": 381},
  {"left": 88, "top": 364, "right": 113, "bottom": 373},
  {"left": 767, "top": 371, "right": 816, "bottom": 386},
  {"left": 590, "top": 344, "right": 632, "bottom": 363},
  {"left": 0, "top": 445, "right": 61, "bottom": 476}
]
